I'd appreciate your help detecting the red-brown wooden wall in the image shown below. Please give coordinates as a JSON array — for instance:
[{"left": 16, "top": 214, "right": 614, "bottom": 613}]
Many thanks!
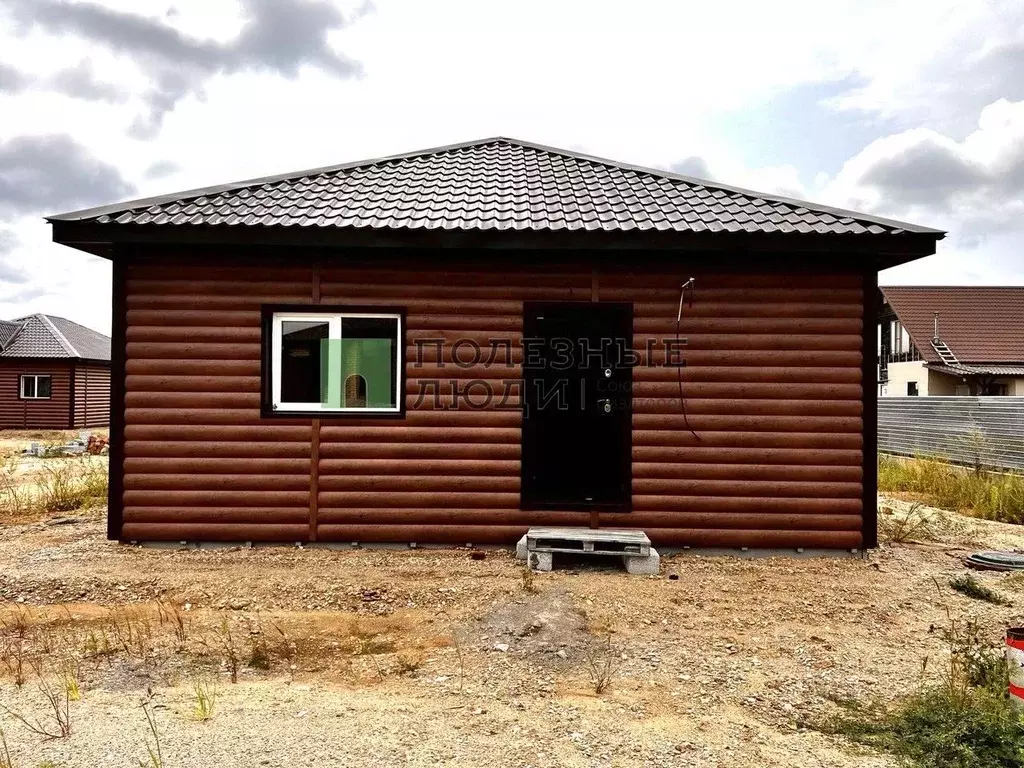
[
  {"left": 118, "top": 256, "right": 865, "bottom": 549},
  {"left": 0, "top": 360, "right": 74, "bottom": 429},
  {"left": 74, "top": 363, "right": 111, "bottom": 428},
  {"left": 0, "top": 361, "right": 110, "bottom": 430}
]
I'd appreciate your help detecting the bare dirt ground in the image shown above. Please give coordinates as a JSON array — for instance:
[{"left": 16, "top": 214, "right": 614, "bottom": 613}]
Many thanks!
[
  {"left": 0, "top": 430, "right": 109, "bottom": 459},
  {"left": 0, "top": 506, "right": 1020, "bottom": 767},
  {"left": 0, "top": 431, "right": 1021, "bottom": 767}
]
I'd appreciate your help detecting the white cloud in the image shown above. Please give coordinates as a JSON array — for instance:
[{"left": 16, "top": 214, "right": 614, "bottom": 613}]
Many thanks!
[
  {"left": 1, "top": 0, "right": 1024, "bottom": 333},
  {"left": 813, "top": 98, "right": 1024, "bottom": 285},
  {"left": 824, "top": 99, "right": 1024, "bottom": 240}
]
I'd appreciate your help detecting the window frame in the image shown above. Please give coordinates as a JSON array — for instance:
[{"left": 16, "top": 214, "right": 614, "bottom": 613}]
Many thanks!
[
  {"left": 261, "top": 304, "right": 407, "bottom": 419},
  {"left": 19, "top": 374, "right": 53, "bottom": 400}
]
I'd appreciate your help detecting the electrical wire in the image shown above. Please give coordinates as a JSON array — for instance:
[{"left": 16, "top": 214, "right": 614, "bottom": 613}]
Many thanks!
[{"left": 676, "top": 278, "right": 700, "bottom": 441}]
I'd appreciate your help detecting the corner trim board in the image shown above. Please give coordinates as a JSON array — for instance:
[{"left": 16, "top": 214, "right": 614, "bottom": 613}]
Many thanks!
[
  {"left": 68, "top": 364, "right": 76, "bottom": 429},
  {"left": 108, "top": 252, "right": 128, "bottom": 541},
  {"left": 861, "top": 269, "right": 879, "bottom": 548}
]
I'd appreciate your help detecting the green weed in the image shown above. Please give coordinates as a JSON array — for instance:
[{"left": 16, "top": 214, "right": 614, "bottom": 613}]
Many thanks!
[
  {"left": 191, "top": 676, "right": 217, "bottom": 721},
  {"left": 816, "top": 605, "right": 1023, "bottom": 767},
  {"left": 950, "top": 574, "right": 1013, "bottom": 606}
]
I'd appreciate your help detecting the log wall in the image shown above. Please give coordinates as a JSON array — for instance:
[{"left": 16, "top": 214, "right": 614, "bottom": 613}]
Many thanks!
[
  {"left": 73, "top": 363, "right": 111, "bottom": 428},
  {"left": 0, "top": 360, "right": 73, "bottom": 429},
  {"left": 117, "top": 255, "right": 865, "bottom": 548}
]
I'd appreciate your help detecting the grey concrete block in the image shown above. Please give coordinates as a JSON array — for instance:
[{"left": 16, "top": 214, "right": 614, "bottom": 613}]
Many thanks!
[
  {"left": 515, "top": 535, "right": 528, "bottom": 560},
  {"left": 529, "top": 551, "right": 553, "bottom": 572},
  {"left": 624, "top": 548, "right": 660, "bottom": 575}
]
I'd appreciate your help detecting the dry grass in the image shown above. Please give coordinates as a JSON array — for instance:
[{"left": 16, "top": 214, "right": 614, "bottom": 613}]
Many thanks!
[
  {"left": 0, "top": 455, "right": 108, "bottom": 522},
  {"left": 878, "top": 502, "right": 939, "bottom": 544},
  {"left": 1001, "top": 572, "right": 1024, "bottom": 592},
  {"left": 0, "top": 603, "right": 452, "bottom": 694},
  {"left": 878, "top": 454, "right": 1024, "bottom": 524},
  {"left": 521, "top": 566, "right": 538, "bottom": 594}
]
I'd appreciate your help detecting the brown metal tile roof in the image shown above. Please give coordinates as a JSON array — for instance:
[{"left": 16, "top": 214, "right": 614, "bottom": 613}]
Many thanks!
[
  {"left": 0, "top": 321, "right": 21, "bottom": 350},
  {"left": 928, "top": 363, "right": 1024, "bottom": 377},
  {"left": 881, "top": 286, "right": 1024, "bottom": 364},
  {"left": 49, "top": 137, "right": 942, "bottom": 238},
  {"left": 0, "top": 314, "right": 111, "bottom": 361}
]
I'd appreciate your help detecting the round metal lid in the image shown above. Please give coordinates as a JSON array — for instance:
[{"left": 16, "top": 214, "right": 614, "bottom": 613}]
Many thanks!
[{"left": 963, "top": 551, "right": 1024, "bottom": 571}]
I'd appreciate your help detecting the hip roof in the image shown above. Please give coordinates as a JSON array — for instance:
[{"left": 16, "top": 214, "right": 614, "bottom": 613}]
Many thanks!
[{"left": 51, "top": 137, "right": 942, "bottom": 239}]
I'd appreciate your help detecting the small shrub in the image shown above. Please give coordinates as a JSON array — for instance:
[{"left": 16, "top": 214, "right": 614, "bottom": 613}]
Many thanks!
[
  {"left": 76, "top": 459, "right": 108, "bottom": 504},
  {"left": 584, "top": 631, "right": 619, "bottom": 695},
  {"left": 931, "top": 614, "right": 1008, "bottom": 694},
  {"left": 82, "top": 628, "right": 113, "bottom": 659},
  {"left": 0, "top": 678, "right": 71, "bottom": 740},
  {"left": 950, "top": 574, "right": 1012, "bottom": 607},
  {"left": 2, "top": 608, "right": 31, "bottom": 640},
  {"left": 36, "top": 459, "right": 108, "bottom": 514},
  {"left": 0, "top": 638, "right": 28, "bottom": 688}
]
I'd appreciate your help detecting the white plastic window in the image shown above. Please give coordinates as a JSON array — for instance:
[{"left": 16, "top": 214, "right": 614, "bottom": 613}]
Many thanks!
[
  {"left": 20, "top": 374, "right": 52, "bottom": 399},
  {"left": 270, "top": 312, "right": 401, "bottom": 413}
]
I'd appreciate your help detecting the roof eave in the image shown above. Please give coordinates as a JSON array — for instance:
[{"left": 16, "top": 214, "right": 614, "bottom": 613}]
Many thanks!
[{"left": 50, "top": 220, "right": 942, "bottom": 265}]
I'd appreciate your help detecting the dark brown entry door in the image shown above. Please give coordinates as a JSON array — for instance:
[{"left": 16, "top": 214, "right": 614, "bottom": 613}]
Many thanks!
[{"left": 521, "top": 302, "right": 633, "bottom": 511}]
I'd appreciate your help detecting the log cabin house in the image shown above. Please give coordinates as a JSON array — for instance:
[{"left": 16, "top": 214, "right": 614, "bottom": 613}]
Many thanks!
[
  {"left": 0, "top": 313, "right": 111, "bottom": 430},
  {"left": 48, "top": 138, "right": 943, "bottom": 549}
]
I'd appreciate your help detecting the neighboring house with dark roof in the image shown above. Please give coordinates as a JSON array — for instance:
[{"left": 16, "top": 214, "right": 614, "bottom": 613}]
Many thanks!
[
  {"left": 49, "top": 136, "right": 943, "bottom": 549},
  {"left": 0, "top": 314, "right": 111, "bottom": 429},
  {"left": 878, "top": 286, "right": 1024, "bottom": 397}
]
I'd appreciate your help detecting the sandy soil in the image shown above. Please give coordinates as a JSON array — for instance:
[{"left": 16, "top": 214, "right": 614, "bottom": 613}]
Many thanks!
[{"left": 0, "top": 498, "right": 1021, "bottom": 767}]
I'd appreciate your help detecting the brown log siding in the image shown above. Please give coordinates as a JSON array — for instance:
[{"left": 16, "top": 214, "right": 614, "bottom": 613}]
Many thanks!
[
  {"left": 0, "top": 360, "right": 73, "bottom": 429},
  {"left": 118, "top": 257, "right": 864, "bottom": 548},
  {"left": 73, "top": 363, "right": 111, "bottom": 428}
]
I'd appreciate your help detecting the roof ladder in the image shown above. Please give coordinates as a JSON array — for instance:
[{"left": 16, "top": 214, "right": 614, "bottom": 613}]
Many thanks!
[{"left": 930, "top": 312, "right": 961, "bottom": 366}]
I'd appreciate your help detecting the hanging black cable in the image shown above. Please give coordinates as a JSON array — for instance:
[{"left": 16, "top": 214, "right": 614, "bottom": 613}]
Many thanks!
[{"left": 676, "top": 278, "right": 700, "bottom": 441}]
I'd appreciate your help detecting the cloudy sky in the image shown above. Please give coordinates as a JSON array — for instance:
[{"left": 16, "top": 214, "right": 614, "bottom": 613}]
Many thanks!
[{"left": 1, "top": 0, "right": 1023, "bottom": 334}]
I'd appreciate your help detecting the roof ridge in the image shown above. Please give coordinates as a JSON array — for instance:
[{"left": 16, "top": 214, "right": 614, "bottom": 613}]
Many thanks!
[
  {"left": 36, "top": 314, "right": 79, "bottom": 357},
  {"left": 48, "top": 137, "right": 944, "bottom": 235}
]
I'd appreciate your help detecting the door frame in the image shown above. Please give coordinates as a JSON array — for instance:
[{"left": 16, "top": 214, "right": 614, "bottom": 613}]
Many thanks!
[{"left": 519, "top": 300, "right": 633, "bottom": 513}]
